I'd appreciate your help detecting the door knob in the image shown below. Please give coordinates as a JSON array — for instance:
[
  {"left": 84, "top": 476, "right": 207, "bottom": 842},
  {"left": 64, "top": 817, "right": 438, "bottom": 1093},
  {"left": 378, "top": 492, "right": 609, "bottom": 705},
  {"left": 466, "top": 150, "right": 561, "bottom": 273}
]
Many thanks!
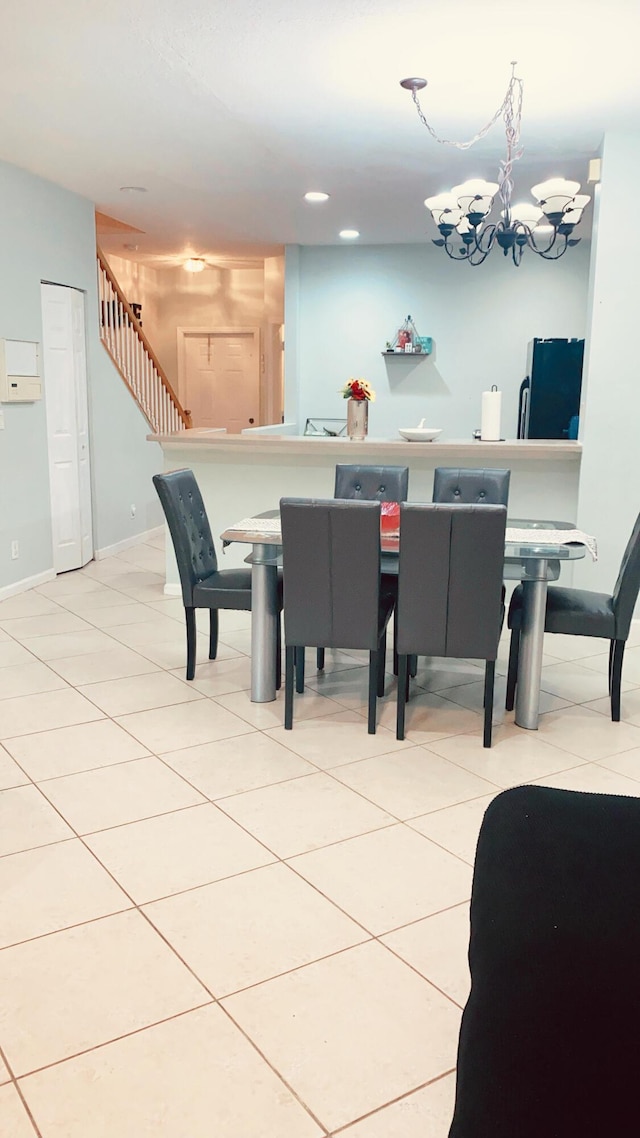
[{"left": 249, "top": 417, "right": 254, "bottom": 424}]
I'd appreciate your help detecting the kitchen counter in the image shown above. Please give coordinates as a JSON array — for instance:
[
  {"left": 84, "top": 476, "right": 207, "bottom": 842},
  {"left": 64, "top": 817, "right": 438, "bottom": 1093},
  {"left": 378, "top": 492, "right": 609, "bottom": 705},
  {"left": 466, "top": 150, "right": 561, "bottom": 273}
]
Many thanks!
[
  {"left": 149, "top": 430, "right": 582, "bottom": 590},
  {"left": 149, "top": 429, "right": 581, "bottom": 462}
]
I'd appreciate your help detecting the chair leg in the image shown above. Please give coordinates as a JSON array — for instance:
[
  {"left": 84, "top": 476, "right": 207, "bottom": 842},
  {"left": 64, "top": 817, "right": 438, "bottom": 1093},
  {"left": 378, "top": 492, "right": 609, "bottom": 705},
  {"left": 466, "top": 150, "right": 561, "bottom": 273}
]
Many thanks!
[
  {"left": 317, "top": 647, "right": 325, "bottom": 671},
  {"left": 611, "top": 640, "right": 625, "bottom": 722},
  {"left": 284, "top": 646, "right": 295, "bottom": 729},
  {"left": 295, "top": 647, "right": 305, "bottom": 693},
  {"left": 377, "top": 629, "right": 387, "bottom": 697},
  {"left": 276, "top": 618, "right": 282, "bottom": 691},
  {"left": 397, "top": 654, "right": 408, "bottom": 740},
  {"left": 409, "top": 654, "right": 418, "bottom": 678},
  {"left": 608, "top": 639, "right": 615, "bottom": 695},
  {"left": 368, "top": 650, "right": 378, "bottom": 734},
  {"left": 393, "top": 612, "right": 399, "bottom": 676},
  {"left": 185, "top": 607, "right": 197, "bottom": 681},
  {"left": 505, "top": 628, "right": 520, "bottom": 712},
  {"left": 483, "top": 660, "right": 495, "bottom": 748},
  {"left": 209, "top": 609, "right": 219, "bottom": 660}
]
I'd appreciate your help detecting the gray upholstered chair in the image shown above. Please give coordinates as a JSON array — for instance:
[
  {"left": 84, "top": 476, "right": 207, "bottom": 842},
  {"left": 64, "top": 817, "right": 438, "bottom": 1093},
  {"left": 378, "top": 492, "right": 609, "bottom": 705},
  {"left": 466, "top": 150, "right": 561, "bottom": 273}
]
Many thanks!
[
  {"left": 153, "top": 469, "right": 282, "bottom": 682},
  {"left": 313, "top": 464, "right": 409, "bottom": 674},
  {"left": 433, "top": 467, "right": 510, "bottom": 506},
  {"left": 395, "top": 503, "right": 507, "bottom": 747},
  {"left": 506, "top": 510, "right": 640, "bottom": 721},
  {"left": 334, "top": 464, "right": 409, "bottom": 503},
  {"left": 280, "top": 498, "right": 396, "bottom": 734}
]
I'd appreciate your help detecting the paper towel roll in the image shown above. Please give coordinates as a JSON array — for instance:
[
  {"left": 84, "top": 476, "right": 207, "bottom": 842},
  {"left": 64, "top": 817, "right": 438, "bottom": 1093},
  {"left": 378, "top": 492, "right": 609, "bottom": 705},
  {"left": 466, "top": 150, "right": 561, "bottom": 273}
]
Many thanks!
[{"left": 481, "top": 386, "right": 502, "bottom": 441}]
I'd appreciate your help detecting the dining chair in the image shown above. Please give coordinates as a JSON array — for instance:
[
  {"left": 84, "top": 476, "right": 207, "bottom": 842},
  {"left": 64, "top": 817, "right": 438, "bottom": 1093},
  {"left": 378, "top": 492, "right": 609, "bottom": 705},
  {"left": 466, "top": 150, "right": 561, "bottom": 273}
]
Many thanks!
[
  {"left": 334, "top": 464, "right": 409, "bottom": 502},
  {"left": 395, "top": 503, "right": 506, "bottom": 746},
  {"left": 448, "top": 784, "right": 640, "bottom": 1138},
  {"left": 153, "top": 469, "right": 283, "bottom": 681},
  {"left": 506, "top": 509, "right": 640, "bottom": 721},
  {"left": 280, "top": 497, "right": 396, "bottom": 734},
  {"left": 433, "top": 467, "right": 510, "bottom": 506},
  {"left": 312, "top": 464, "right": 409, "bottom": 674}
]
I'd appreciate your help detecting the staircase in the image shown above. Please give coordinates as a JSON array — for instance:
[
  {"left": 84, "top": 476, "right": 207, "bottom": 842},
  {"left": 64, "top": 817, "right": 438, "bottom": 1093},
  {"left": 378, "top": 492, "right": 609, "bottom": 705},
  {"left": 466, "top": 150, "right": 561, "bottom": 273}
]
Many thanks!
[{"left": 97, "top": 249, "right": 191, "bottom": 432}]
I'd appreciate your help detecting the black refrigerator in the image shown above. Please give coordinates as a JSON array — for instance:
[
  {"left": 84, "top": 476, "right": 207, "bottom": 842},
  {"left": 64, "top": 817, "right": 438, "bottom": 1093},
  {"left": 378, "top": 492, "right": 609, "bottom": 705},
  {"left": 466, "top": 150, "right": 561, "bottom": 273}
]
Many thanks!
[{"left": 517, "top": 338, "right": 584, "bottom": 439}]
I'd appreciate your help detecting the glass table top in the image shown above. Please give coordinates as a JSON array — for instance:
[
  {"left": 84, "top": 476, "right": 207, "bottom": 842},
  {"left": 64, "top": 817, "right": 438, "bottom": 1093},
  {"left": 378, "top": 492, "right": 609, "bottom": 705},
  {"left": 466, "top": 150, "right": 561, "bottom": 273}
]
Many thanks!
[{"left": 223, "top": 512, "right": 587, "bottom": 562}]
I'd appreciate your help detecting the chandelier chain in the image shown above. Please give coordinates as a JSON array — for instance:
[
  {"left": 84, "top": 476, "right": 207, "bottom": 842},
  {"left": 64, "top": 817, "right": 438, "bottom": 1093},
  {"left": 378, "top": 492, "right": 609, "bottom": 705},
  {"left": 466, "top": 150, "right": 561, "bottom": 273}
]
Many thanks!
[{"left": 410, "top": 62, "right": 523, "bottom": 159}]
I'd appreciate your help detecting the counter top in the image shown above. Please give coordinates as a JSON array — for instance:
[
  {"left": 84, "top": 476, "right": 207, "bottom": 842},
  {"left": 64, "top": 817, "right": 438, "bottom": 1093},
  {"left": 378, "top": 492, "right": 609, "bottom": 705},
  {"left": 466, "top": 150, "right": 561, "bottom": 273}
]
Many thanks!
[{"left": 148, "top": 430, "right": 582, "bottom": 462}]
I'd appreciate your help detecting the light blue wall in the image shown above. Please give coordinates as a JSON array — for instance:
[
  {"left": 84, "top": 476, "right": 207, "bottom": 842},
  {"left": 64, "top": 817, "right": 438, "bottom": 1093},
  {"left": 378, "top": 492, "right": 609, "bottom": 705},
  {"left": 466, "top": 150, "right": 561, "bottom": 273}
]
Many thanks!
[
  {"left": 577, "top": 133, "right": 640, "bottom": 593},
  {"left": 288, "top": 241, "right": 591, "bottom": 439},
  {"left": 0, "top": 159, "right": 161, "bottom": 590}
]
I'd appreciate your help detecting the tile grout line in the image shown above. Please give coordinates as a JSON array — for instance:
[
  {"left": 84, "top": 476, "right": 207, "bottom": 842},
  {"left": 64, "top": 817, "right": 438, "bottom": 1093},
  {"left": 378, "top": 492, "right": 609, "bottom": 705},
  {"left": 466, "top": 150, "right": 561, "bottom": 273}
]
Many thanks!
[{"left": 327, "top": 1067, "right": 457, "bottom": 1135}]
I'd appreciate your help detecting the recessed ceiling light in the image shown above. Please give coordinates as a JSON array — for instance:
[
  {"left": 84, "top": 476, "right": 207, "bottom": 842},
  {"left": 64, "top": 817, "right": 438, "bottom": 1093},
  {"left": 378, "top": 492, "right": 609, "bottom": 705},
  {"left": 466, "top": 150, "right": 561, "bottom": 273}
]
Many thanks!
[
  {"left": 184, "top": 258, "right": 206, "bottom": 273},
  {"left": 119, "top": 185, "right": 147, "bottom": 193},
  {"left": 304, "top": 191, "right": 330, "bottom": 203},
  {"left": 123, "top": 242, "right": 139, "bottom": 251},
  {"left": 339, "top": 229, "right": 360, "bottom": 239}
]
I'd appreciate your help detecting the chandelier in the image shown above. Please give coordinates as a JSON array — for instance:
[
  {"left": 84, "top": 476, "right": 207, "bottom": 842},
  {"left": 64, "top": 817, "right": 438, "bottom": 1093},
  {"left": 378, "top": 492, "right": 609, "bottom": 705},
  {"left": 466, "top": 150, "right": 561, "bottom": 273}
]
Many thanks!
[{"left": 400, "top": 64, "right": 590, "bottom": 266}]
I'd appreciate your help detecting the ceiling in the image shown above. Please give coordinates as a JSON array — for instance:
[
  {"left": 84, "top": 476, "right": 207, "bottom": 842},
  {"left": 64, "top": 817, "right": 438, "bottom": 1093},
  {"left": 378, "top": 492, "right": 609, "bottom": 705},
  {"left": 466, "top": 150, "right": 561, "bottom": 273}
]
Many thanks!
[{"left": 1, "top": 0, "right": 636, "bottom": 262}]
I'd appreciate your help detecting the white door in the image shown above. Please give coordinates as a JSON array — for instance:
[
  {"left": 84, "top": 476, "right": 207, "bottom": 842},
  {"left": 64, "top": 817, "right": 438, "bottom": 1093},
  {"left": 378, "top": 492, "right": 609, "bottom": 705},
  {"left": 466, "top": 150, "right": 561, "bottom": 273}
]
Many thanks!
[
  {"left": 41, "top": 284, "right": 93, "bottom": 572},
  {"left": 182, "top": 330, "right": 260, "bottom": 432}
]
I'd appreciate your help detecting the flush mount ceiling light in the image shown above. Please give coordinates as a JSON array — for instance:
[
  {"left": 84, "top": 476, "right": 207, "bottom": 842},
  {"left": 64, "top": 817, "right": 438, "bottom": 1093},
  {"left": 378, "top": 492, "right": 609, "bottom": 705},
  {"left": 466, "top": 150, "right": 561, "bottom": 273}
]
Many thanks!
[
  {"left": 119, "top": 185, "right": 147, "bottom": 193},
  {"left": 183, "top": 257, "right": 206, "bottom": 272},
  {"left": 401, "top": 64, "right": 590, "bottom": 266},
  {"left": 339, "top": 229, "right": 360, "bottom": 239},
  {"left": 304, "top": 191, "right": 330, "bottom": 202}
]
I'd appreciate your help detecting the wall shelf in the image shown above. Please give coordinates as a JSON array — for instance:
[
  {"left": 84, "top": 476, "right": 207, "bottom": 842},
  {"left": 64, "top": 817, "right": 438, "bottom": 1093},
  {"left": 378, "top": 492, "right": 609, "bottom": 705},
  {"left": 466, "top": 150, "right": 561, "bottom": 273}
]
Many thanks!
[{"left": 381, "top": 351, "right": 429, "bottom": 358}]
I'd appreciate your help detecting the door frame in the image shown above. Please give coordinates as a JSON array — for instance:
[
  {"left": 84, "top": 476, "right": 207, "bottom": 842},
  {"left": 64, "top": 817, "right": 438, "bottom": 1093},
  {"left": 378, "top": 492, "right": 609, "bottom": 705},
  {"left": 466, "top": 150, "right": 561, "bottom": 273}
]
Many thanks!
[
  {"left": 41, "top": 282, "right": 94, "bottom": 573},
  {"left": 177, "top": 326, "right": 262, "bottom": 428}
]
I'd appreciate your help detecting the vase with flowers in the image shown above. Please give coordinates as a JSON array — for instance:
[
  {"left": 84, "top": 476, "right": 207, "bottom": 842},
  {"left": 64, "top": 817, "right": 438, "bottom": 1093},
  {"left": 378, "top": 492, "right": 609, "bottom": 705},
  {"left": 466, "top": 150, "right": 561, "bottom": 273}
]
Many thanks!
[{"left": 340, "top": 378, "right": 375, "bottom": 440}]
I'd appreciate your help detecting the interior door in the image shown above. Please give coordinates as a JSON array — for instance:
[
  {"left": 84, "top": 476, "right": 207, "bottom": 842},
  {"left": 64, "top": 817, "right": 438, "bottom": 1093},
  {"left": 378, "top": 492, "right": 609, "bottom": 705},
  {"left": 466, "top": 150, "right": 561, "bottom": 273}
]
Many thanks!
[
  {"left": 183, "top": 330, "right": 260, "bottom": 432},
  {"left": 41, "top": 283, "right": 93, "bottom": 572}
]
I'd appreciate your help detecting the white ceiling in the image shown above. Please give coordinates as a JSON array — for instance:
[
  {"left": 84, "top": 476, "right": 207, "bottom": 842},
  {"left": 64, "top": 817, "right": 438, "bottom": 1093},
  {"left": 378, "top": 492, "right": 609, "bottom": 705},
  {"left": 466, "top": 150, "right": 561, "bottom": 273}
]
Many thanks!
[{"left": 1, "top": 0, "right": 637, "bottom": 261}]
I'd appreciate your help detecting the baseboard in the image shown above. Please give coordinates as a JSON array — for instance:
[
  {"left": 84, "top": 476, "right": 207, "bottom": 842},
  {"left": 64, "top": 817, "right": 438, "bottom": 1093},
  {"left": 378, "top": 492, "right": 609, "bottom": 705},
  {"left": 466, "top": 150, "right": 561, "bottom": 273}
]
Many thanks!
[
  {"left": 94, "top": 526, "right": 164, "bottom": 561},
  {"left": 163, "top": 583, "right": 181, "bottom": 597},
  {"left": 0, "top": 568, "right": 56, "bottom": 601}
]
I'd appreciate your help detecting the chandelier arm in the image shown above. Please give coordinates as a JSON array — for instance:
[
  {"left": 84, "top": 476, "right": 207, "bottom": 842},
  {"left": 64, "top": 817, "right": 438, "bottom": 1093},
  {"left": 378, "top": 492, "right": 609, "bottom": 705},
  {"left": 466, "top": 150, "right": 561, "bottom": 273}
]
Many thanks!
[
  {"left": 535, "top": 237, "right": 570, "bottom": 261},
  {"left": 467, "top": 245, "right": 494, "bottom": 267},
  {"left": 527, "top": 226, "right": 559, "bottom": 256},
  {"left": 476, "top": 224, "right": 498, "bottom": 253},
  {"left": 442, "top": 240, "right": 472, "bottom": 262}
]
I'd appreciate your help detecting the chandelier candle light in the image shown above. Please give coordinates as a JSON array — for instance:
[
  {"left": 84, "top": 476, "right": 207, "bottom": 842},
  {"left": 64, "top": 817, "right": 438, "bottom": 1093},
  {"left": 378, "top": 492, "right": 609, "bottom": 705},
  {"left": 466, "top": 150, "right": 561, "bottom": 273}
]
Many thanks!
[
  {"left": 341, "top": 378, "right": 375, "bottom": 440},
  {"left": 400, "top": 64, "right": 590, "bottom": 266}
]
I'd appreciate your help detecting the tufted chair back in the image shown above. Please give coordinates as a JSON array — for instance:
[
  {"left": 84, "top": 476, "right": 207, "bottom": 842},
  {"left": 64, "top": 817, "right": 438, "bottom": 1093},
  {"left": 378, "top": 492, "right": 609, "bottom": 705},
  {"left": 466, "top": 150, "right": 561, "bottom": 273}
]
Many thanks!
[
  {"left": 397, "top": 503, "right": 506, "bottom": 660},
  {"left": 334, "top": 464, "right": 409, "bottom": 502},
  {"left": 612, "top": 510, "right": 640, "bottom": 639},
  {"left": 433, "top": 467, "right": 510, "bottom": 507},
  {"left": 153, "top": 470, "right": 218, "bottom": 606}
]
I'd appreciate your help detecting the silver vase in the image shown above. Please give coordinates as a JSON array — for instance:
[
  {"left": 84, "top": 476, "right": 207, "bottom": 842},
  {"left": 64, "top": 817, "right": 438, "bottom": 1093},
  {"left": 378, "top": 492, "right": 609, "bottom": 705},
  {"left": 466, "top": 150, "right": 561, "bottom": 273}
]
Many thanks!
[{"left": 347, "top": 398, "right": 368, "bottom": 440}]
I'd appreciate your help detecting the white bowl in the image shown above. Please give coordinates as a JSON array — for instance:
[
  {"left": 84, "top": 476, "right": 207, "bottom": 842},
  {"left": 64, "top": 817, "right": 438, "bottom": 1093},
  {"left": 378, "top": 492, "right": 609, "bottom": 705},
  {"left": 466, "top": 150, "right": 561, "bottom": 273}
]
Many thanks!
[{"left": 398, "top": 427, "right": 442, "bottom": 442}]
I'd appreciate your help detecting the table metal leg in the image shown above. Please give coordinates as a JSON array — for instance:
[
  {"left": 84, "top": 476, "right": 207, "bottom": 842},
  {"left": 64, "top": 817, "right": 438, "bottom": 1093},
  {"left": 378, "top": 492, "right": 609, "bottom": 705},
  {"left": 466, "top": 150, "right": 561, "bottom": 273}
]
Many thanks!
[
  {"left": 250, "top": 543, "right": 278, "bottom": 703},
  {"left": 515, "top": 558, "right": 548, "bottom": 730}
]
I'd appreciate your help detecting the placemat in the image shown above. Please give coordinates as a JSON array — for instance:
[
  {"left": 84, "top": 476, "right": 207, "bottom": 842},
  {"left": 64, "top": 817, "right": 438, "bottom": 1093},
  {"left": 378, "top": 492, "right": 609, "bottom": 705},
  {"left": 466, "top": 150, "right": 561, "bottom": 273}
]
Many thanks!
[
  {"left": 226, "top": 517, "right": 282, "bottom": 533},
  {"left": 505, "top": 528, "right": 597, "bottom": 561}
]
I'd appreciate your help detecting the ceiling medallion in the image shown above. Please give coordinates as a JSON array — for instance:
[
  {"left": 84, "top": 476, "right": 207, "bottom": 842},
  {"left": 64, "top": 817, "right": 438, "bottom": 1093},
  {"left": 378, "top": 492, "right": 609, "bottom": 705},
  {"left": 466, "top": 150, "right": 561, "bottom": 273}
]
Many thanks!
[{"left": 400, "top": 64, "right": 590, "bottom": 266}]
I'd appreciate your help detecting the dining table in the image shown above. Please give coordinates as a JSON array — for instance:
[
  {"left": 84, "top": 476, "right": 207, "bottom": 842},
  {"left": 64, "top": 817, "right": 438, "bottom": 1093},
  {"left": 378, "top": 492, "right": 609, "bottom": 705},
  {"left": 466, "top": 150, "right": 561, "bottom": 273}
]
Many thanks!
[{"left": 221, "top": 511, "right": 589, "bottom": 731}]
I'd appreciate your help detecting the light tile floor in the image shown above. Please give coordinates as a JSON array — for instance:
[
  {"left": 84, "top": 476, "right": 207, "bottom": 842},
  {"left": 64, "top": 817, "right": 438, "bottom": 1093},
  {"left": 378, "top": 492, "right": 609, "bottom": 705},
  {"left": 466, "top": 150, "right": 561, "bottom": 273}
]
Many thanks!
[{"left": 1, "top": 536, "right": 640, "bottom": 1136}]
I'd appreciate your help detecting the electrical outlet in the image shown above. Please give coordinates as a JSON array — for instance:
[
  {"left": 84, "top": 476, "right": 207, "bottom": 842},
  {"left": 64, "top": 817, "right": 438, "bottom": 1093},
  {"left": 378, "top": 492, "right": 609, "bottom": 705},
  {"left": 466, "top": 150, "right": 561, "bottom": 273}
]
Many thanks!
[
  {"left": 11, "top": 540, "right": 19, "bottom": 560},
  {"left": 130, "top": 504, "right": 137, "bottom": 518}
]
